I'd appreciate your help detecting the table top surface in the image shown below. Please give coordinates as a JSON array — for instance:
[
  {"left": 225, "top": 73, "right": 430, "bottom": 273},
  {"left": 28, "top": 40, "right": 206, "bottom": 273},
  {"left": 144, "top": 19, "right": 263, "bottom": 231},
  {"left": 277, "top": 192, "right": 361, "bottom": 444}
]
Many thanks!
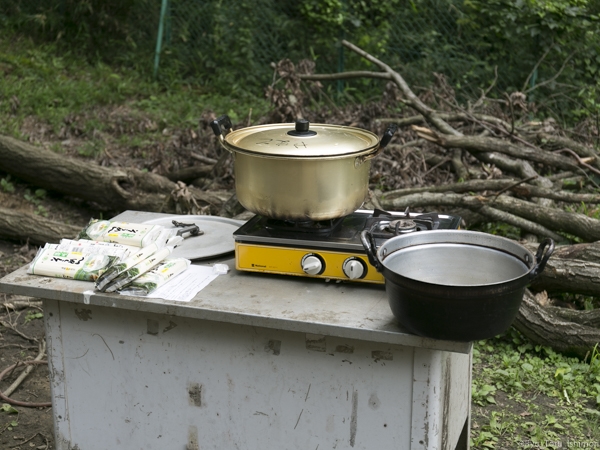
[{"left": 0, "top": 210, "right": 471, "bottom": 354}]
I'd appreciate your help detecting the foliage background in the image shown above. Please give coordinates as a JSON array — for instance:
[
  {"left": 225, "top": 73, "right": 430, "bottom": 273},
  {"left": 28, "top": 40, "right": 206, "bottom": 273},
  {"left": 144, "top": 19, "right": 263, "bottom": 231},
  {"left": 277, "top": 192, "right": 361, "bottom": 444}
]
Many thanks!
[{"left": 1, "top": 0, "right": 599, "bottom": 123}]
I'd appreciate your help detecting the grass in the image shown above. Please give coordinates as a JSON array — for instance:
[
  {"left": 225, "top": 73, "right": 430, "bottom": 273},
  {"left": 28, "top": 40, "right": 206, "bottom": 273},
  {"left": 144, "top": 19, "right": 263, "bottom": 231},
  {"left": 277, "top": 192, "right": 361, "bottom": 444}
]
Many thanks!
[
  {"left": 0, "top": 32, "right": 270, "bottom": 143},
  {"left": 466, "top": 223, "right": 600, "bottom": 447},
  {"left": 471, "top": 330, "right": 600, "bottom": 448},
  {"left": 1, "top": 28, "right": 600, "bottom": 449}
]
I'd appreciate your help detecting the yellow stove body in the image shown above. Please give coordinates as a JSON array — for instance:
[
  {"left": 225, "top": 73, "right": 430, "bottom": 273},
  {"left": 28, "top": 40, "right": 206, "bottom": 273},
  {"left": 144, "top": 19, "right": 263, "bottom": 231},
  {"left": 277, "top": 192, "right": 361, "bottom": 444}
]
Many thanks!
[{"left": 235, "top": 242, "right": 385, "bottom": 284}]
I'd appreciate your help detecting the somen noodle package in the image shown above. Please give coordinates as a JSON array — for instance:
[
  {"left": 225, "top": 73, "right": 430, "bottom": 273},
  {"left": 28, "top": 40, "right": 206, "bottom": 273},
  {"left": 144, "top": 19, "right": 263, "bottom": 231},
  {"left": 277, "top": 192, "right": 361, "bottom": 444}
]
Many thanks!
[
  {"left": 27, "top": 245, "right": 121, "bottom": 282},
  {"left": 78, "top": 218, "right": 174, "bottom": 248}
]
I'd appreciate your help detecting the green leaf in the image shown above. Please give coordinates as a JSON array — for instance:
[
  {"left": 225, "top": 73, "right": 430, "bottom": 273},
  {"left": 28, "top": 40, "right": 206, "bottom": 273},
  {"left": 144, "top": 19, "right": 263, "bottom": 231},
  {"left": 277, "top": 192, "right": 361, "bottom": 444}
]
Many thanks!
[
  {"left": 1, "top": 403, "right": 18, "bottom": 414},
  {"left": 585, "top": 408, "right": 600, "bottom": 417}
]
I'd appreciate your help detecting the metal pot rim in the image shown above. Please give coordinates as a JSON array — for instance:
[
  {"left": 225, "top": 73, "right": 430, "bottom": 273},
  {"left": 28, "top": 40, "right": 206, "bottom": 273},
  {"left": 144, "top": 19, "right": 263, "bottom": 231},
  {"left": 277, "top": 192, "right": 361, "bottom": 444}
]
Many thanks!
[
  {"left": 223, "top": 122, "right": 380, "bottom": 159},
  {"left": 376, "top": 230, "right": 537, "bottom": 287}
]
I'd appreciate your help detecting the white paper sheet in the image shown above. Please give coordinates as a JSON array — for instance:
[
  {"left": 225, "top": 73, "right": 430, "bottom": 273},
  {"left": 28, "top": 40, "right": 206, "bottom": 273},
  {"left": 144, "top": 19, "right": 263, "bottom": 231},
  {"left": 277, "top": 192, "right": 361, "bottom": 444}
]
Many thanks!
[{"left": 126, "top": 265, "right": 223, "bottom": 302}]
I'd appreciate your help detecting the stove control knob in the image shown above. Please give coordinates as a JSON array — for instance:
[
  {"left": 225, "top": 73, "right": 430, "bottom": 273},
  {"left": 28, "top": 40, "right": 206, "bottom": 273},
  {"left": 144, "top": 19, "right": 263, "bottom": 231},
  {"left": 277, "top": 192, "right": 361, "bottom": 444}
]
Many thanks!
[
  {"left": 301, "top": 253, "right": 325, "bottom": 275},
  {"left": 342, "top": 257, "right": 367, "bottom": 280}
]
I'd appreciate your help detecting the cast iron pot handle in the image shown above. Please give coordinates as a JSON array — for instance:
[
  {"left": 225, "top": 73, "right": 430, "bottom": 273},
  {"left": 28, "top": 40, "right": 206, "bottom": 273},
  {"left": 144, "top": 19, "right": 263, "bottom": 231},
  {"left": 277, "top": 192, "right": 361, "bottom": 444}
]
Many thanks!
[
  {"left": 360, "top": 226, "right": 384, "bottom": 272},
  {"left": 530, "top": 238, "right": 555, "bottom": 278}
]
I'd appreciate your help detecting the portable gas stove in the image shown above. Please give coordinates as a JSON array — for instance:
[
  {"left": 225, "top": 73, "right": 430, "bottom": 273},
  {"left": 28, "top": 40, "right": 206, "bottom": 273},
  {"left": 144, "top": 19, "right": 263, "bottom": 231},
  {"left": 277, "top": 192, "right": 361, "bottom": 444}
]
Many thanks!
[{"left": 233, "top": 208, "right": 461, "bottom": 284}]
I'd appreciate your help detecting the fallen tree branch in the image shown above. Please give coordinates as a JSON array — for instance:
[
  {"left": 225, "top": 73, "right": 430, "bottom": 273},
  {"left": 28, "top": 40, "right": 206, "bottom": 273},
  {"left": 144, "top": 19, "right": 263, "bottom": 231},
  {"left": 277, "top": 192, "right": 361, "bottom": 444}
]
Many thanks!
[
  {"left": 3, "top": 340, "right": 46, "bottom": 398},
  {"left": 472, "top": 204, "right": 564, "bottom": 242},
  {"left": 381, "top": 192, "right": 564, "bottom": 240},
  {"left": 536, "top": 132, "right": 600, "bottom": 169},
  {"left": 338, "top": 40, "right": 554, "bottom": 195},
  {"left": 0, "top": 207, "right": 82, "bottom": 244},
  {"left": 489, "top": 176, "right": 538, "bottom": 199},
  {"left": 300, "top": 71, "right": 392, "bottom": 81},
  {"left": 530, "top": 258, "right": 600, "bottom": 296},
  {"left": 553, "top": 148, "right": 600, "bottom": 176},
  {"left": 489, "top": 195, "right": 600, "bottom": 241},
  {"left": 382, "top": 191, "right": 600, "bottom": 241},
  {"left": 523, "top": 241, "right": 600, "bottom": 296},
  {"left": 341, "top": 39, "right": 461, "bottom": 137},
  {"left": 546, "top": 306, "right": 600, "bottom": 329},
  {"left": 0, "top": 318, "right": 38, "bottom": 342},
  {"left": 412, "top": 125, "right": 581, "bottom": 172},
  {"left": 0, "top": 360, "right": 51, "bottom": 407},
  {"left": 377, "top": 112, "right": 512, "bottom": 131},
  {"left": 513, "top": 290, "right": 600, "bottom": 358},
  {"left": 546, "top": 241, "right": 600, "bottom": 262},
  {"left": 165, "top": 164, "right": 214, "bottom": 183},
  {"left": 475, "top": 151, "right": 553, "bottom": 188},
  {"left": 0, "top": 134, "right": 226, "bottom": 215},
  {"left": 382, "top": 178, "right": 600, "bottom": 204},
  {"left": 1, "top": 297, "right": 43, "bottom": 311}
]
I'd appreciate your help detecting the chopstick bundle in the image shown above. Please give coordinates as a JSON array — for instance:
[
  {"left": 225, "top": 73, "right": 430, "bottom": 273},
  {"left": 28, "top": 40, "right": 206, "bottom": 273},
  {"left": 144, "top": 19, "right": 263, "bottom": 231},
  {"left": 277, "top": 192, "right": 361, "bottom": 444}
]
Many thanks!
[
  {"left": 118, "top": 258, "right": 191, "bottom": 296},
  {"left": 95, "top": 242, "right": 164, "bottom": 291},
  {"left": 101, "top": 246, "right": 174, "bottom": 293}
]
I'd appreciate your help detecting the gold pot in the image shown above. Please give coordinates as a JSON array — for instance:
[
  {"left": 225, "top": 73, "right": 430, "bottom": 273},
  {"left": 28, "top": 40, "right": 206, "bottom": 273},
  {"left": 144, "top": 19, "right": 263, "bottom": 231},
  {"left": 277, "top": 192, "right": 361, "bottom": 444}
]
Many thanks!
[{"left": 211, "top": 116, "right": 396, "bottom": 221}]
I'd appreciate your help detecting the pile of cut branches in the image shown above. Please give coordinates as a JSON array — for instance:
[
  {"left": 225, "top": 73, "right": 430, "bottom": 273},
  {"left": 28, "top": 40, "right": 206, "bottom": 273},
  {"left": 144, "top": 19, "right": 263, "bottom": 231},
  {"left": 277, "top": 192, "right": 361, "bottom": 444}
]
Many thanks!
[{"left": 292, "top": 40, "right": 600, "bottom": 357}]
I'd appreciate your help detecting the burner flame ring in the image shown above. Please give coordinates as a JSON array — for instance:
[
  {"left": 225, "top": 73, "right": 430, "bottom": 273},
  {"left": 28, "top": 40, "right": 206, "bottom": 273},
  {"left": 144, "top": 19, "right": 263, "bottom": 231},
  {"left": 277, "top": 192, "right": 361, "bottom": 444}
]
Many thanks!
[{"left": 386, "top": 219, "right": 418, "bottom": 234}]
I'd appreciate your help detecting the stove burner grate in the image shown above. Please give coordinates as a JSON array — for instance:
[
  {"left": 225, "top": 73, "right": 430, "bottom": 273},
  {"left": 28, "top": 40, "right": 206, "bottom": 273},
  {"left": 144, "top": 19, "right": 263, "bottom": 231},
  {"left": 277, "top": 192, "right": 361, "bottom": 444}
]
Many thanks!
[
  {"left": 264, "top": 216, "right": 346, "bottom": 235},
  {"left": 366, "top": 208, "right": 442, "bottom": 239}
]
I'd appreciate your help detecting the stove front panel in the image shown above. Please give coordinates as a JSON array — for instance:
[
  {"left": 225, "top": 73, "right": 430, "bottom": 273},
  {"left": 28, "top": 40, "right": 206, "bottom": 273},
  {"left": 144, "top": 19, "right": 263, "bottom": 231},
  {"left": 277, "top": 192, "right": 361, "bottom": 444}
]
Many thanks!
[{"left": 235, "top": 242, "right": 385, "bottom": 284}]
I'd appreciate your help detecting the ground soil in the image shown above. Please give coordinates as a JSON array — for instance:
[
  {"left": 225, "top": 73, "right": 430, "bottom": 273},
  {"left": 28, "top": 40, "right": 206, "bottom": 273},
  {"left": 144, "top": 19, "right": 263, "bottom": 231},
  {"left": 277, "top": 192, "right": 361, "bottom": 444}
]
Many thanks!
[
  {"left": 0, "top": 193, "right": 95, "bottom": 450},
  {"left": 1, "top": 238, "right": 56, "bottom": 450}
]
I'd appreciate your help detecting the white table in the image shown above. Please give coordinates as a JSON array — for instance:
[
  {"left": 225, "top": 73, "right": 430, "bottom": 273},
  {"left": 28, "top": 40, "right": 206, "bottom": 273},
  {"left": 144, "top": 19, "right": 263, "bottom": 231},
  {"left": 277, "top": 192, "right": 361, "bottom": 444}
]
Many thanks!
[{"left": 0, "top": 210, "right": 472, "bottom": 450}]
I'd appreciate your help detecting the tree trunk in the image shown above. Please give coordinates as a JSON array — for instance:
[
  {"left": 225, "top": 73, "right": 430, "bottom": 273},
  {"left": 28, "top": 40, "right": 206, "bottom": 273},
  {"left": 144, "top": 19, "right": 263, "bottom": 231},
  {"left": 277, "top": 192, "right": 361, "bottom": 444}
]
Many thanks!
[
  {"left": 0, "top": 135, "right": 226, "bottom": 214},
  {"left": 0, "top": 207, "right": 82, "bottom": 244},
  {"left": 514, "top": 291, "right": 600, "bottom": 358},
  {"left": 525, "top": 241, "right": 600, "bottom": 296}
]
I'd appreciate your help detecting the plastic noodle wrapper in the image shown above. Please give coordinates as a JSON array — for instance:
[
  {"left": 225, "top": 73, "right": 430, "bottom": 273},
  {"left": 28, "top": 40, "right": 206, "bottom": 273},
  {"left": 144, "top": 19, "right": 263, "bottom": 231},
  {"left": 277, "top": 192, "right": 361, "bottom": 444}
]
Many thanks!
[
  {"left": 102, "top": 246, "right": 173, "bottom": 293},
  {"left": 59, "top": 239, "right": 138, "bottom": 257},
  {"left": 27, "top": 245, "right": 120, "bottom": 282},
  {"left": 119, "top": 258, "right": 191, "bottom": 296},
  {"left": 95, "top": 242, "right": 163, "bottom": 292},
  {"left": 77, "top": 218, "right": 176, "bottom": 248}
]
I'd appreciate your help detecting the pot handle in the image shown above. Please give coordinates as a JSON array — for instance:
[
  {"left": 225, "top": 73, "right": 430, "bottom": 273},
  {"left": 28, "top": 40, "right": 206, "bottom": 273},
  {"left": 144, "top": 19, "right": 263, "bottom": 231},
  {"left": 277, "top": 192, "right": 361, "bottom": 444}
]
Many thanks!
[
  {"left": 210, "top": 114, "right": 233, "bottom": 137},
  {"left": 360, "top": 227, "right": 383, "bottom": 272},
  {"left": 379, "top": 124, "right": 398, "bottom": 149},
  {"left": 210, "top": 114, "right": 234, "bottom": 152},
  {"left": 529, "top": 238, "right": 555, "bottom": 278},
  {"left": 357, "top": 124, "right": 398, "bottom": 165}
]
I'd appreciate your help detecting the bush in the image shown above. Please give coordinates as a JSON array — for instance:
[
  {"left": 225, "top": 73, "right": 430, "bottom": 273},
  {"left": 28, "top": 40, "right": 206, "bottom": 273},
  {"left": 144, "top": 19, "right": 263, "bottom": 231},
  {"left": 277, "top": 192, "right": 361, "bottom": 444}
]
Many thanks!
[{"left": 460, "top": 0, "right": 600, "bottom": 122}]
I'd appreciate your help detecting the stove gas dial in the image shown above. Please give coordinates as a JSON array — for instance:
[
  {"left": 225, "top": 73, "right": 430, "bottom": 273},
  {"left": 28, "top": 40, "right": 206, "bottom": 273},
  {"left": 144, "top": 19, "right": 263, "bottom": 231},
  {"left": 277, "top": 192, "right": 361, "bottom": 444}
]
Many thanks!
[
  {"left": 301, "top": 253, "right": 325, "bottom": 275},
  {"left": 342, "top": 257, "right": 367, "bottom": 280}
]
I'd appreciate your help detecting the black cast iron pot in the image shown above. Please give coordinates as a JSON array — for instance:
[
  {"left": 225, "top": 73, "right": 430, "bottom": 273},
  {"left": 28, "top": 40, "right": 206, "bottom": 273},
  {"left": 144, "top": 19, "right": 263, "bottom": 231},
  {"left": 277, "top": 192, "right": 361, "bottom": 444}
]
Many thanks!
[{"left": 361, "top": 229, "right": 554, "bottom": 342}]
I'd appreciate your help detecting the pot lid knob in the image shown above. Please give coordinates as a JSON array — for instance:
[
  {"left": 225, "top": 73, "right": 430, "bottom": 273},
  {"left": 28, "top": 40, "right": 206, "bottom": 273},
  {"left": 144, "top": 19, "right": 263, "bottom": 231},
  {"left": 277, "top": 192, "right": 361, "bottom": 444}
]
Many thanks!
[{"left": 288, "top": 119, "right": 317, "bottom": 137}]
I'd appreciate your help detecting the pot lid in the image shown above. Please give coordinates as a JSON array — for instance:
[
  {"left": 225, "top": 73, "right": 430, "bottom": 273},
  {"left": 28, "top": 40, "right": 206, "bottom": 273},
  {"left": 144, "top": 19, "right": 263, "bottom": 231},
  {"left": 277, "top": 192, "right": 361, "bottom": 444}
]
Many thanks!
[
  {"left": 223, "top": 120, "right": 380, "bottom": 158},
  {"left": 141, "top": 215, "right": 246, "bottom": 260}
]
